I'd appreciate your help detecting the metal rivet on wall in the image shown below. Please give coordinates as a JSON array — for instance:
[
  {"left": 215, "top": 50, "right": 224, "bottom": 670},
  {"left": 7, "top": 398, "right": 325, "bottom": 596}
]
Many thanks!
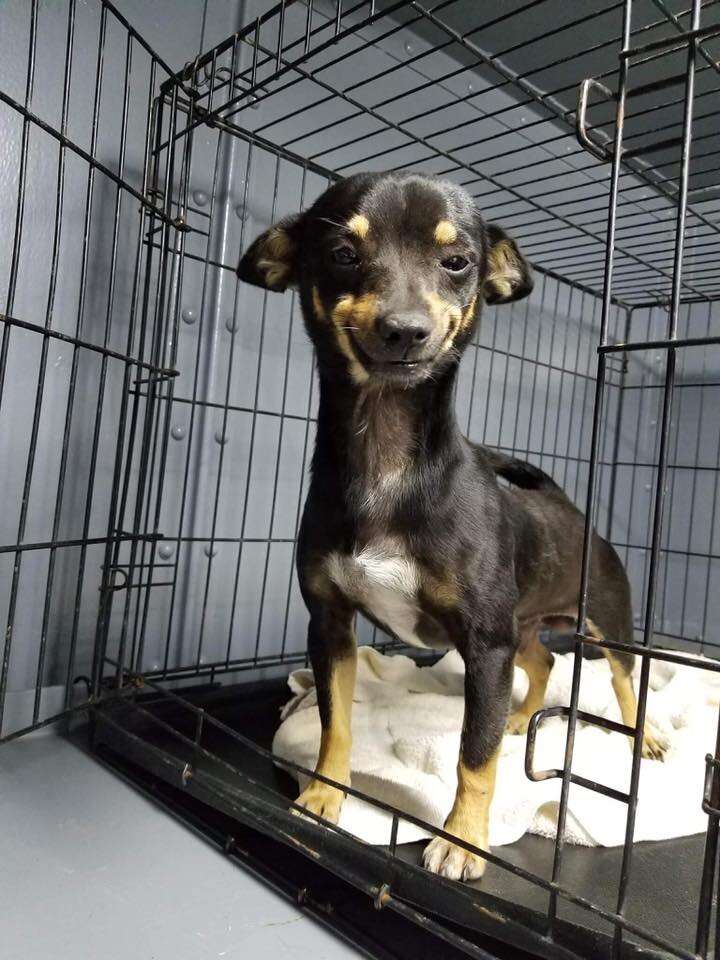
[
  {"left": 404, "top": 40, "right": 414, "bottom": 55},
  {"left": 158, "top": 543, "right": 174, "bottom": 560},
  {"left": 203, "top": 544, "right": 218, "bottom": 557},
  {"left": 171, "top": 425, "right": 186, "bottom": 441},
  {"left": 235, "top": 204, "right": 245, "bottom": 219},
  {"left": 214, "top": 430, "right": 229, "bottom": 445},
  {"left": 225, "top": 316, "right": 238, "bottom": 333},
  {"left": 249, "top": 94, "right": 259, "bottom": 109},
  {"left": 182, "top": 307, "right": 196, "bottom": 325},
  {"left": 192, "top": 190, "right": 208, "bottom": 207}
]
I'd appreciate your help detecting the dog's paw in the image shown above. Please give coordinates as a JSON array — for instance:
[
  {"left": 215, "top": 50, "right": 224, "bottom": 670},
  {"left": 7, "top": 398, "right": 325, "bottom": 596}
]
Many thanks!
[
  {"left": 292, "top": 780, "right": 346, "bottom": 824},
  {"left": 422, "top": 836, "right": 487, "bottom": 882},
  {"left": 641, "top": 724, "right": 669, "bottom": 762},
  {"left": 505, "top": 710, "right": 531, "bottom": 735}
]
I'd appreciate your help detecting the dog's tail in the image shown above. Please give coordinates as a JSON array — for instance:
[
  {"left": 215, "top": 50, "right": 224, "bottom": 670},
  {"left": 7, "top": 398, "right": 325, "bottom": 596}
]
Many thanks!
[{"left": 482, "top": 448, "right": 560, "bottom": 492}]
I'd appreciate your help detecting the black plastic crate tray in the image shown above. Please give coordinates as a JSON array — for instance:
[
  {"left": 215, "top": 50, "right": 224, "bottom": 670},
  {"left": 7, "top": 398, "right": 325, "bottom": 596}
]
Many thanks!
[{"left": 91, "top": 678, "right": 711, "bottom": 960}]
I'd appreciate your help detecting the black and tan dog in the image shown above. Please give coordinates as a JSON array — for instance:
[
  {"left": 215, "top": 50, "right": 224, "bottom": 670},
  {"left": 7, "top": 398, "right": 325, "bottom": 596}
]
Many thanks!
[{"left": 238, "top": 171, "right": 666, "bottom": 883}]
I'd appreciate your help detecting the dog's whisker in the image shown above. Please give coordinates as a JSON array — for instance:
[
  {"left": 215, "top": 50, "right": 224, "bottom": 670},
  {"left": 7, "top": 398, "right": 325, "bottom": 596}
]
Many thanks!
[{"left": 316, "top": 216, "right": 347, "bottom": 231}]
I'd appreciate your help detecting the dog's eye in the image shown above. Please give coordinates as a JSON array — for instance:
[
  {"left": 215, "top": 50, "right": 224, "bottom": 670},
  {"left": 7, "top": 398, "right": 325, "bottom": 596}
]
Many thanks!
[
  {"left": 441, "top": 255, "right": 470, "bottom": 273},
  {"left": 332, "top": 245, "right": 359, "bottom": 266}
]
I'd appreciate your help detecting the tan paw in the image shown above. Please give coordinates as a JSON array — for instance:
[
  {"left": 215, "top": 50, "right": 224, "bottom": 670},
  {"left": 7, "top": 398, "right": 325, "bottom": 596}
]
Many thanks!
[
  {"left": 641, "top": 724, "right": 669, "bottom": 762},
  {"left": 292, "top": 780, "right": 346, "bottom": 824},
  {"left": 422, "top": 835, "right": 487, "bottom": 882},
  {"left": 505, "top": 710, "right": 531, "bottom": 735}
]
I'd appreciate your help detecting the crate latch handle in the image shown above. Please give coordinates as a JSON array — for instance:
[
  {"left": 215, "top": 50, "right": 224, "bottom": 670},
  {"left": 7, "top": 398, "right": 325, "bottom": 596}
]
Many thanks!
[{"left": 576, "top": 78, "right": 615, "bottom": 162}]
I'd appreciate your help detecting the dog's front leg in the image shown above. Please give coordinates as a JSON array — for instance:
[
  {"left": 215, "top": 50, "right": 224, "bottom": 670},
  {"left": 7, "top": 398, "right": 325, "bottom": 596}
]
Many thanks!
[
  {"left": 423, "top": 640, "right": 514, "bottom": 882},
  {"left": 294, "top": 603, "right": 357, "bottom": 825}
]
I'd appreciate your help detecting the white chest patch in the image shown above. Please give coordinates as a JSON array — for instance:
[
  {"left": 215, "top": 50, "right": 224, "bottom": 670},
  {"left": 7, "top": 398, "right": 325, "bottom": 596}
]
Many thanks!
[{"left": 326, "top": 541, "right": 429, "bottom": 648}]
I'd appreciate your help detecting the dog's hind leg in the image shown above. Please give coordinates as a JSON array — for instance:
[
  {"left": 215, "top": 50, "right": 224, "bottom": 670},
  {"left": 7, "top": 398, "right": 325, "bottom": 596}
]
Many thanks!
[
  {"left": 585, "top": 617, "right": 667, "bottom": 761},
  {"left": 423, "top": 633, "right": 515, "bottom": 882},
  {"left": 506, "top": 620, "right": 553, "bottom": 735},
  {"left": 294, "top": 602, "right": 358, "bottom": 823}
]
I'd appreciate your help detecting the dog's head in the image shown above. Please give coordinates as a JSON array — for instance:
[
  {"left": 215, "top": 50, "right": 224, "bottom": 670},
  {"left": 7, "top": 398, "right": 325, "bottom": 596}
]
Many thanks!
[{"left": 238, "top": 172, "right": 532, "bottom": 386}]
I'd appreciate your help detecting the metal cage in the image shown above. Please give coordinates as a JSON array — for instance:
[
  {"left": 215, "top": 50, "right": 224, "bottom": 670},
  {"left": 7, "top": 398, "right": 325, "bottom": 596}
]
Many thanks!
[{"left": 2, "top": 1, "right": 720, "bottom": 958}]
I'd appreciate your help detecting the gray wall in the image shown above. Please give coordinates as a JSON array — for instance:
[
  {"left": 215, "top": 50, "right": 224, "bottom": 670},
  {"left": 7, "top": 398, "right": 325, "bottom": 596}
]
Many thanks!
[{"left": 616, "top": 302, "right": 720, "bottom": 652}]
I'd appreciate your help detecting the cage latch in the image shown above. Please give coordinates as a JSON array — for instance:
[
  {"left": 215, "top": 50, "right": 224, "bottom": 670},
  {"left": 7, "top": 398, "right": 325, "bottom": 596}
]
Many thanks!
[
  {"left": 576, "top": 78, "right": 615, "bottom": 162},
  {"left": 525, "top": 705, "right": 632, "bottom": 803},
  {"left": 702, "top": 754, "right": 720, "bottom": 816}
]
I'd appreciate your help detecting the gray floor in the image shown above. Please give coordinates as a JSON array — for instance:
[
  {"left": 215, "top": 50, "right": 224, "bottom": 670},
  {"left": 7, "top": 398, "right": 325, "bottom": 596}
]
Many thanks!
[{"left": 0, "top": 733, "right": 362, "bottom": 960}]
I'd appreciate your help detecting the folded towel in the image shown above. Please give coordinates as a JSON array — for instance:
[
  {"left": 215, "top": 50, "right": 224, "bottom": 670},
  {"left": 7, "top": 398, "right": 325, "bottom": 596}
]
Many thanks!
[{"left": 272, "top": 645, "right": 720, "bottom": 847}]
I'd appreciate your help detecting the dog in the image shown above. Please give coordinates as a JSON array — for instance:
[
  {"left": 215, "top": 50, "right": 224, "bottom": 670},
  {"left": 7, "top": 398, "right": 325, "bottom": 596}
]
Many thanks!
[{"left": 238, "top": 171, "right": 666, "bottom": 883}]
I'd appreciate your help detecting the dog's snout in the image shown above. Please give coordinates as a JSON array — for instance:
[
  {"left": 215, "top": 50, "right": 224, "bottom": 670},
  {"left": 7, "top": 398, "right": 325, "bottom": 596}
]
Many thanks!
[{"left": 375, "top": 313, "right": 433, "bottom": 355}]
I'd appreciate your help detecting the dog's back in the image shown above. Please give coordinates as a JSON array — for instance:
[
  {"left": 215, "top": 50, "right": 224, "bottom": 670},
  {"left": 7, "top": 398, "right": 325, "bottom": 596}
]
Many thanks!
[
  {"left": 481, "top": 445, "right": 635, "bottom": 650},
  {"left": 480, "top": 447, "right": 562, "bottom": 495}
]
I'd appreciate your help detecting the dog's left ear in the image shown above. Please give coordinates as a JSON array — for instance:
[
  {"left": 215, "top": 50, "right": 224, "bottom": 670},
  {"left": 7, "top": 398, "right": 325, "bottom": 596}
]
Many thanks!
[
  {"left": 237, "top": 214, "right": 303, "bottom": 292},
  {"left": 484, "top": 224, "right": 533, "bottom": 305}
]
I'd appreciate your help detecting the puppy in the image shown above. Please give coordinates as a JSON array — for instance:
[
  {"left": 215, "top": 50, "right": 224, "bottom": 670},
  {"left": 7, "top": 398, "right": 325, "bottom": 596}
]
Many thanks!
[{"left": 238, "top": 171, "right": 665, "bottom": 883}]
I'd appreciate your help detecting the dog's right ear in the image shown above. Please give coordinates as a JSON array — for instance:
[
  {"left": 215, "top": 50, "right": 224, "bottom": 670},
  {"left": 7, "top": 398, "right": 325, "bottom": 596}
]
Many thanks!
[{"left": 237, "top": 214, "right": 303, "bottom": 292}]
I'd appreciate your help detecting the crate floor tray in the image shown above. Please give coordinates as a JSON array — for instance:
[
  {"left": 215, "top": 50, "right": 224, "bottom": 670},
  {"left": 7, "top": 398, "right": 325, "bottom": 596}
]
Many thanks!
[{"left": 91, "top": 679, "right": 712, "bottom": 960}]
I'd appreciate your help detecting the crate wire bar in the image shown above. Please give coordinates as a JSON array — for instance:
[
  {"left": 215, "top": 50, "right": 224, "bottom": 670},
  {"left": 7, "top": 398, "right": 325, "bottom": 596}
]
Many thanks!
[{"left": 2, "top": 1, "right": 720, "bottom": 959}]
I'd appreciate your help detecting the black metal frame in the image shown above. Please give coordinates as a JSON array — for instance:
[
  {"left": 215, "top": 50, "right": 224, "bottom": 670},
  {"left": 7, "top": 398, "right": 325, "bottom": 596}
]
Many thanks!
[{"left": 2, "top": 1, "right": 720, "bottom": 958}]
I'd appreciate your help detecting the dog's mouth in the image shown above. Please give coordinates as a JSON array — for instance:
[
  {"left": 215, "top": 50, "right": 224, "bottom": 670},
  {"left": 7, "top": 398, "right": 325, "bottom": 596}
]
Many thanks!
[
  {"left": 349, "top": 335, "right": 435, "bottom": 377},
  {"left": 365, "top": 355, "right": 435, "bottom": 381},
  {"left": 388, "top": 359, "right": 426, "bottom": 368}
]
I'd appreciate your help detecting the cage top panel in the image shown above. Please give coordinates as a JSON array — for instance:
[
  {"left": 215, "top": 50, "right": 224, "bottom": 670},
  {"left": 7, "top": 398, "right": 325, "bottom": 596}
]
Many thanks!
[{"left": 165, "top": 0, "right": 720, "bottom": 309}]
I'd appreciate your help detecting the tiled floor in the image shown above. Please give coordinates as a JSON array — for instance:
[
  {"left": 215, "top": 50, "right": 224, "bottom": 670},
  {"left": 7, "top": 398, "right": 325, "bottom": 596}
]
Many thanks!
[{"left": 0, "top": 734, "right": 362, "bottom": 960}]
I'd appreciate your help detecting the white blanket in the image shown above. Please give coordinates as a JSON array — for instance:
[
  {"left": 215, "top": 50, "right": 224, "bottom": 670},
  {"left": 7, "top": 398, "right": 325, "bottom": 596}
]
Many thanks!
[{"left": 272, "top": 645, "right": 720, "bottom": 847}]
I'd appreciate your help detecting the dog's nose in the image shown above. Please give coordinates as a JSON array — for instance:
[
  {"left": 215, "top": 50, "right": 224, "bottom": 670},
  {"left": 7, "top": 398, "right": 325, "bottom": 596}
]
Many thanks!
[{"left": 375, "top": 313, "right": 433, "bottom": 356}]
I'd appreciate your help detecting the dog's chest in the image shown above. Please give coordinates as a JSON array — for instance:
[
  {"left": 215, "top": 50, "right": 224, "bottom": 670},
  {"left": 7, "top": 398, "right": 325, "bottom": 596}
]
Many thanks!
[{"left": 326, "top": 541, "right": 432, "bottom": 649}]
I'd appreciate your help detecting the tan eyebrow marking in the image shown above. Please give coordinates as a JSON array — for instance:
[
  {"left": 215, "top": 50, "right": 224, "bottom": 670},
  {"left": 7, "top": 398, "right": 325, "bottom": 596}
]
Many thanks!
[
  {"left": 347, "top": 214, "right": 370, "bottom": 239},
  {"left": 434, "top": 220, "right": 457, "bottom": 245}
]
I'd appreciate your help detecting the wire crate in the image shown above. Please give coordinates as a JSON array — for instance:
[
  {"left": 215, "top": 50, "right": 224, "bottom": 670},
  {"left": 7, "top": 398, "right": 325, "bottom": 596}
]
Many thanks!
[{"left": 2, "top": 1, "right": 720, "bottom": 958}]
